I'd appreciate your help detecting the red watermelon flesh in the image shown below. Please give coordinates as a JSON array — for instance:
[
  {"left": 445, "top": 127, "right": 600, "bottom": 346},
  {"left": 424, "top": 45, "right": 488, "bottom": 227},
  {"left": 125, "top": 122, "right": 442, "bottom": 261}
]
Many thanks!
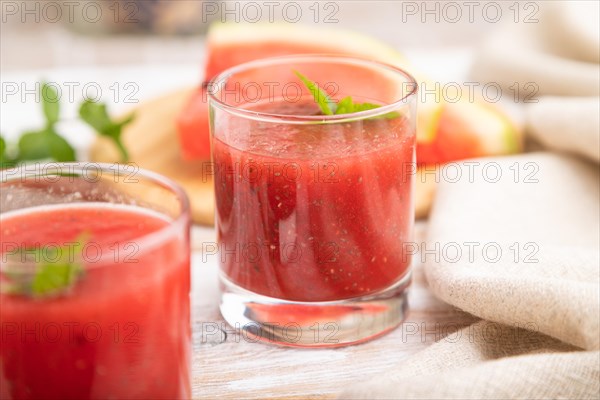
[
  {"left": 177, "top": 24, "right": 412, "bottom": 161},
  {"left": 177, "top": 24, "right": 521, "bottom": 163},
  {"left": 177, "top": 86, "right": 211, "bottom": 160},
  {"left": 417, "top": 101, "right": 521, "bottom": 166}
]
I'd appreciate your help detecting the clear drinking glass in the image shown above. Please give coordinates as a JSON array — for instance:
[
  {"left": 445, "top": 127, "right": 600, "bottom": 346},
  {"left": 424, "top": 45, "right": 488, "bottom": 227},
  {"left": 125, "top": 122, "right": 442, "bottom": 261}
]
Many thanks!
[
  {"left": 208, "top": 55, "right": 417, "bottom": 347},
  {"left": 0, "top": 163, "right": 191, "bottom": 399}
]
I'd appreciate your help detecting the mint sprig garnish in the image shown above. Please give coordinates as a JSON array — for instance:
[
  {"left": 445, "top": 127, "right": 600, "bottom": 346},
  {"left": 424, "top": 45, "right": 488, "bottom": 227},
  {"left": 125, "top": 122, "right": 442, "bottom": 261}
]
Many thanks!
[
  {"left": 31, "top": 253, "right": 83, "bottom": 296},
  {"left": 13, "top": 82, "right": 76, "bottom": 163},
  {"left": 1, "top": 82, "right": 133, "bottom": 166},
  {"left": 79, "top": 100, "right": 133, "bottom": 162},
  {"left": 5, "top": 235, "right": 88, "bottom": 298},
  {"left": 336, "top": 97, "right": 381, "bottom": 114},
  {"left": 295, "top": 71, "right": 400, "bottom": 119},
  {"left": 0, "top": 135, "right": 7, "bottom": 162},
  {"left": 17, "top": 128, "right": 76, "bottom": 163},
  {"left": 294, "top": 70, "right": 336, "bottom": 115},
  {"left": 42, "top": 82, "right": 60, "bottom": 126}
]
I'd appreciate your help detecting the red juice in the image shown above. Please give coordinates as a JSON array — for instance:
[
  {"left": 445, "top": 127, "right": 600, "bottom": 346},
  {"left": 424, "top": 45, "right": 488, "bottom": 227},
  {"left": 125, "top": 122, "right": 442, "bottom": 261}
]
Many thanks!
[
  {"left": 0, "top": 204, "right": 190, "bottom": 399},
  {"left": 213, "top": 100, "right": 415, "bottom": 302}
]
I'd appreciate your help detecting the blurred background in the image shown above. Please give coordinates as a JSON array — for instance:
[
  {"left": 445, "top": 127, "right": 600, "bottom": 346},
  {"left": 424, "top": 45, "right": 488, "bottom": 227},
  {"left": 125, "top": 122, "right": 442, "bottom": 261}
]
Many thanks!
[
  {"left": 3, "top": 0, "right": 593, "bottom": 71},
  {"left": 1, "top": 0, "right": 598, "bottom": 160}
]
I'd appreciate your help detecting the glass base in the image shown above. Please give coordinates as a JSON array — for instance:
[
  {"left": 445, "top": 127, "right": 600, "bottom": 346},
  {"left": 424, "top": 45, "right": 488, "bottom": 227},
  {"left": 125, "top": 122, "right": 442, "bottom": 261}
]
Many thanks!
[{"left": 219, "top": 273, "right": 410, "bottom": 348}]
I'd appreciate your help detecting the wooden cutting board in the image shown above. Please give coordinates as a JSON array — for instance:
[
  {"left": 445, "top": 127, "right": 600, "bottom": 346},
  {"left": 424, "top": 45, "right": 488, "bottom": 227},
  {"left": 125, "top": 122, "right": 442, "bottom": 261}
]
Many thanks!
[
  {"left": 90, "top": 88, "right": 435, "bottom": 225},
  {"left": 89, "top": 87, "right": 215, "bottom": 225}
]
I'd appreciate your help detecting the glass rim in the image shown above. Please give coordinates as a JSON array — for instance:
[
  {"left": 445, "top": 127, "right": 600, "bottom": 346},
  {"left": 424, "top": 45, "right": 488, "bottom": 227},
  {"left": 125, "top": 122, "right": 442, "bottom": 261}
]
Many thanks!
[
  {"left": 0, "top": 162, "right": 191, "bottom": 269},
  {"left": 206, "top": 54, "right": 419, "bottom": 124}
]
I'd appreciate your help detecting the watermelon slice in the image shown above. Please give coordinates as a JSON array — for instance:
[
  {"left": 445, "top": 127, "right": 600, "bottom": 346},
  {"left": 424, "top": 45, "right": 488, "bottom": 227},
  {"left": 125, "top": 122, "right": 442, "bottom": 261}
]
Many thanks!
[
  {"left": 178, "top": 23, "right": 432, "bottom": 160},
  {"left": 417, "top": 100, "right": 521, "bottom": 166},
  {"left": 177, "top": 86, "right": 211, "bottom": 160},
  {"left": 177, "top": 23, "right": 521, "bottom": 162},
  {"left": 204, "top": 23, "right": 410, "bottom": 80}
]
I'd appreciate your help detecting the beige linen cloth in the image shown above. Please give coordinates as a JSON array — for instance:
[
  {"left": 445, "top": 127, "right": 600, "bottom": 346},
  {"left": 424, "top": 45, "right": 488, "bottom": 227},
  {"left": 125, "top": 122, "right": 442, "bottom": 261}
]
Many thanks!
[
  {"left": 341, "top": 153, "right": 599, "bottom": 400},
  {"left": 471, "top": 2, "right": 599, "bottom": 96},
  {"left": 471, "top": 1, "right": 600, "bottom": 164},
  {"left": 342, "top": 2, "right": 599, "bottom": 399}
]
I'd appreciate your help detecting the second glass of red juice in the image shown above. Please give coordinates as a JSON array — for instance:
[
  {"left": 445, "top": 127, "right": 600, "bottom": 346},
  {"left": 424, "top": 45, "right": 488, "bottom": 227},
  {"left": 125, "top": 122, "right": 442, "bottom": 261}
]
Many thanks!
[
  {"left": 0, "top": 163, "right": 191, "bottom": 399},
  {"left": 208, "top": 55, "right": 417, "bottom": 347}
]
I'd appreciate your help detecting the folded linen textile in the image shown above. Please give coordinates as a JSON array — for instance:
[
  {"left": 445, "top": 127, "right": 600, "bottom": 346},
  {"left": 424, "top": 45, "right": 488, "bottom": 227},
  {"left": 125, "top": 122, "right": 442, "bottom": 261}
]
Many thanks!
[
  {"left": 526, "top": 97, "right": 600, "bottom": 163},
  {"left": 470, "top": 2, "right": 600, "bottom": 97},
  {"left": 341, "top": 153, "right": 599, "bottom": 399}
]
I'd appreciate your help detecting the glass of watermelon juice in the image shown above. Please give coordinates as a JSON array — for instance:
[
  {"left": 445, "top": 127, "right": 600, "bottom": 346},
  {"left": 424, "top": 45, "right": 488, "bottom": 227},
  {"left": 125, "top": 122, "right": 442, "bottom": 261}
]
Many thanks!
[
  {"left": 208, "top": 55, "right": 417, "bottom": 347},
  {"left": 0, "top": 163, "right": 191, "bottom": 399}
]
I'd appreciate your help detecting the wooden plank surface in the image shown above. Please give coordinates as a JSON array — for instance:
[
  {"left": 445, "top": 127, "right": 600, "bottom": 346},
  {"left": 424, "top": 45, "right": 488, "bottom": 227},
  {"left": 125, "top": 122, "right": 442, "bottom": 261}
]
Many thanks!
[{"left": 189, "top": 222, "right": 477, "bottom": 399}]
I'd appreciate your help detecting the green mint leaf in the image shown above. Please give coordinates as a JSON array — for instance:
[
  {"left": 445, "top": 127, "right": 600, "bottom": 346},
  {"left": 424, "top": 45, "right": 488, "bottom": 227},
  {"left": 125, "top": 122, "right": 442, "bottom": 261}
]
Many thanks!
[
  {"left": 17, "top": 130, "right": 52, "bottom": 160},
  {"left": 47, "top": 129, "right": 77, "bottom": 161},
  {"left": 79, "top": 100, "right": 132, "bottom": 161},
  {"left": 32, "top": 236, "right": 86, "bottom": 297},
  {"left": 352, "top": 102, "right": 382, "bottom": 112},
  {"left": 0, "top": 135, "right": 6, "bottom": 161},
  {"left": 294, "top": 71, "right": 335, "bottom": 115},
  {"left": 113, "top": 114, "right": 134, "bottom": 161},
  {"left": 78, "top": 100, "right": 111, "bottom": 132},
  {"left": 1, "top": 135, "right": 18, "bottom": 167},
  {"left": 6, "top": 235, "right": 87, "bottom": 298},
  {"left": 17, "top": 129, "right": 76, "bottom": 162},
  {"left": 41, "top": 82, "right": 60, "bottom": 126},
  {"left": 294, "top": 71, "right": 401, "bottom": 120},
  {"left": 337, "top": 100, "right": 401, "bottom": 119},
  {"left": 32, "top": 261, "right": 82, "bottom": 296},
  {"left": 337, "top": 101, "right": 400, "bottom": 119},
  {"left": 353, "top": 102, "right": 400, "bottom": 119},
  {"left": 335, "top": 96, "right": 355, "bottom": 115}
]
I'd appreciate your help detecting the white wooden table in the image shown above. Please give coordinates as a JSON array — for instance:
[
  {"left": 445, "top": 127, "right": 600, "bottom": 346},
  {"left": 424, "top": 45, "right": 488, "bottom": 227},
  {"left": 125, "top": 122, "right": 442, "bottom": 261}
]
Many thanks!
[{"left": 189, "top": 222, "right": 477, "bottom": 399}]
